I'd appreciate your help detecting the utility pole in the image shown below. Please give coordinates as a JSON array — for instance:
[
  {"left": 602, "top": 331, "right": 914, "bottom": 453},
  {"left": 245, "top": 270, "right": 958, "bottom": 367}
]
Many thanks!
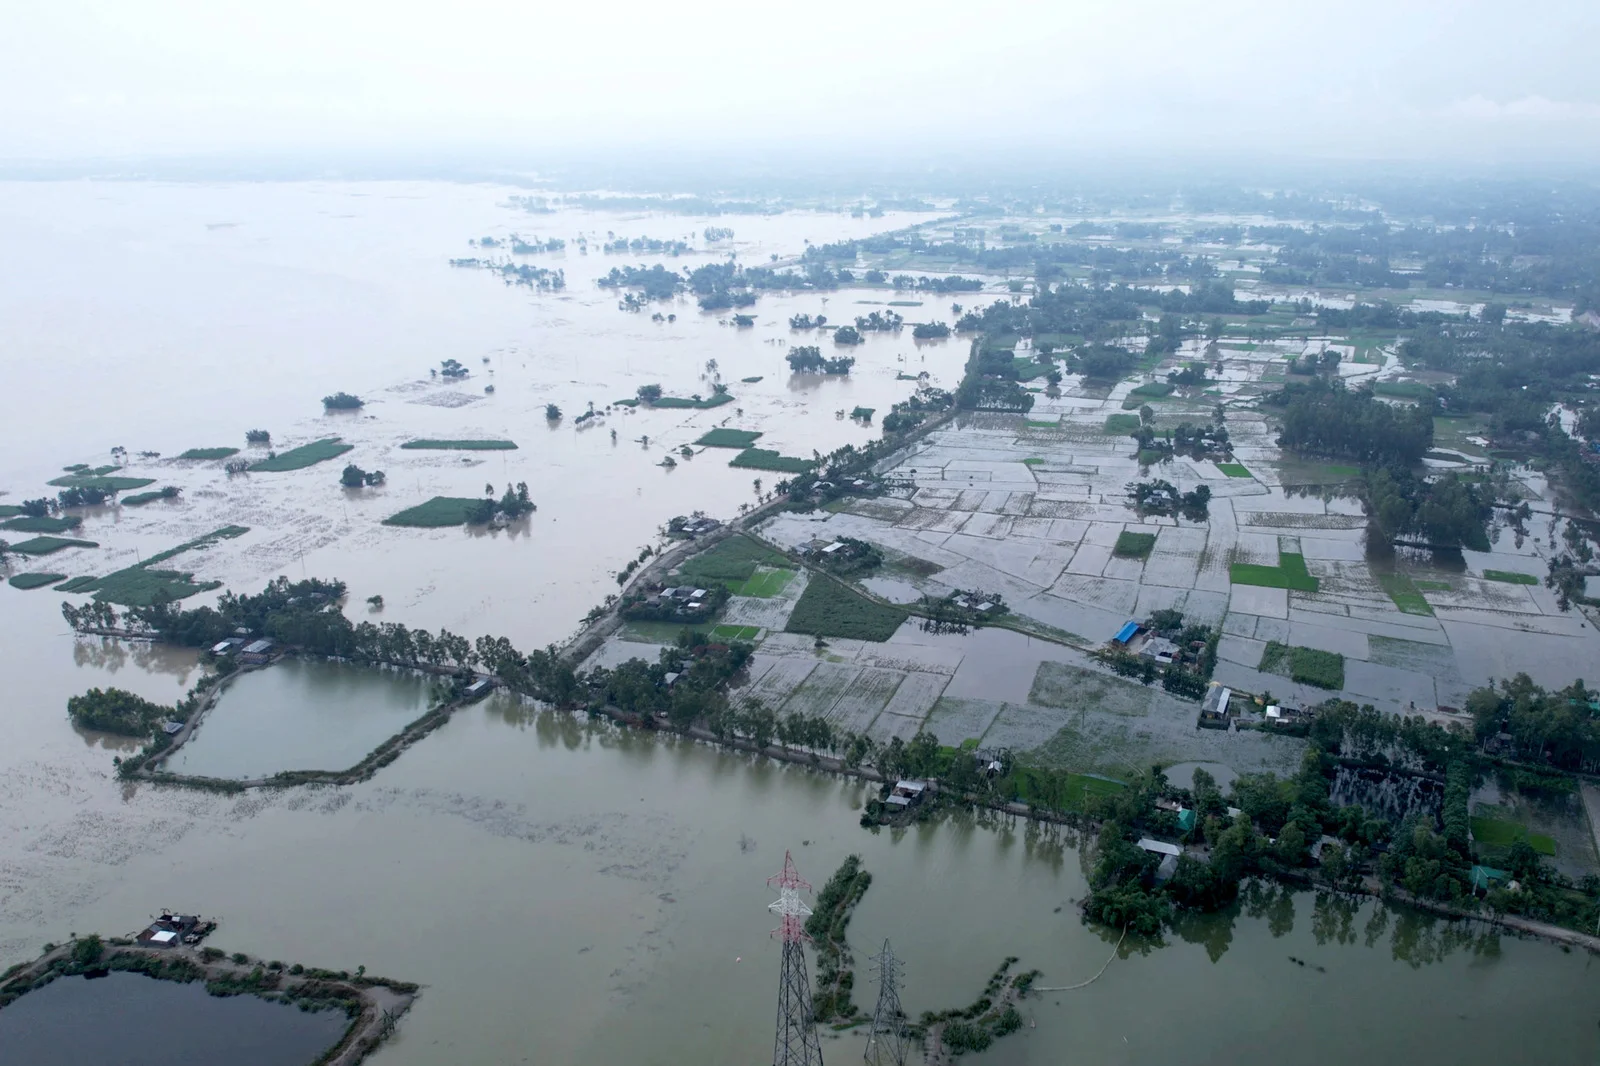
[
  {"left": 864, "top": 940, "right": 908, "bottom": 1066},
  {"left": 768, "top": 851, "right": 824, "bottom": 1066}
]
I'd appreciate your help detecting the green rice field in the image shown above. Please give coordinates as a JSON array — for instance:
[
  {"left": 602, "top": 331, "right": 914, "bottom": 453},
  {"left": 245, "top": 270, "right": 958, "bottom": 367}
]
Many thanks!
[
  {"left": 729, "top": 448, "right": 813, "bottom": 474},
  {"left": 8, "top": 572, "right": 67, "bottom": 590},
  {"left": 1470, "top": 815, "right": 1556, "bottom": 855},
  {"left": 1376, "top": 572, "right": 1435, "bottom": 616},
  {"left": 178, "top": 447, "right": 240, "bottom": 460},
  {"left": 249, "top": 438, "right": 354, "bottom": 472},
  {"left": 1231, "top": 551, "right": 1319, "bottom": 592},
  {"left": 2, "top": 515, "right": 83, "bottom": 534},
  {"left": 1113, "top": 531, "right": 1156, "bottom": 559},
  {"left": 399, "top": 439, "right": 519, "bottom": 451},
  {"left": 784, "top": 578, "right": 907, "bottom": 642},
  {"left": 694, "top": 428, "right": 764, "bottom": 448},
  {"left": 1483, "top": 569, "right": 1538, "bottom": 585},
  {"left": 10, "top": 536, "right": 98, "bottom": 555},
  {"left": 679, "top": 536, "right": 791, "bottom": 586},
  {"left": 382, "top": 497, "right": 483, "bottom": 528},
  {"left": 709, "top": 624, "right": 761, "bottom": 642},
  {"left": 734, "top": 567, "right": 795, "bottom": 598},
  {"left": 1216, "top": 463, "right": 1251, "bottom": 478}
]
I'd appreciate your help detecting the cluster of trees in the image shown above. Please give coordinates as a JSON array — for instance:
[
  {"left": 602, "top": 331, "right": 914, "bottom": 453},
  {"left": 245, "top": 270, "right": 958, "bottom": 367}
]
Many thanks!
[
  {"left": 1127, "top": 479, "right": 1211, "bottom": 522},
  {"left": 340, "top": 464, "right": 385, "bottom": 489},
  {"left": 1466, "top": 674, "right": 1600, "bottom": 773},
  {"left": 1268, "top": 378, "right": 1434, "bottom": 465},
  {"left": 600, "top": 236, "right": 686, "bottom": 255},
  {"left": 67, "top": 687, "right": 173, "bottom": 736},
  {"left": 954, "top": 339, "right": 1034, "bottom": 413},
  {"left": 912, "top": 321, "right": 951, "bottom": 339},
  {"left": 1363, "top": 467, "right": 1492, "bottom": 550},
  {"left": 786, "top": 346, "right": 855, "bottom": 374},
  {"left": 322, "top": 392, "right": 364, "bottom": 410},
  {"left": 1068, "top": 344, "right": 1137, "bottom": 381},
  {"left": 246, "top": 429, "right": 271, "bottom": 444},
  {"left": 438, "top": 358, "right": 469, "bottom": 379},
  {"left": 509, "top": 235, "right": 564, "bottom": 254},
  {"left": 597, "top": 264, "right": 683, "bottom": 300},
  {"left": 789, "top": 313, "right": 828, "bottom": 330},
  {"left": 853, "top": 311, "right": 902, "bottom": 332},
  {"left": 467, "top": 482, "right": 534, "bottom": 525},
  {"left": 832, "top": 326, "right": 863, "bottom": 346}
]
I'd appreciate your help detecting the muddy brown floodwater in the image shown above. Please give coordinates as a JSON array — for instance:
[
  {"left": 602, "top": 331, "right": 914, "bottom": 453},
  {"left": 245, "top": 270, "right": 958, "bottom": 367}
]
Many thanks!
[{"left": 2, "top": 184, "right": 1599, "bottom": 1065}]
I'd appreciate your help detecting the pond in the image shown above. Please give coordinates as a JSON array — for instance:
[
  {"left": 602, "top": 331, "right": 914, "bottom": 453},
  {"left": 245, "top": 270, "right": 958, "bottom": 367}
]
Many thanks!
[
  {"left": 0, "top": 972, "right": 348, "bottom": 1066},
  {"left": 166, "top": 659, "right": 432, "bottom": 779}
]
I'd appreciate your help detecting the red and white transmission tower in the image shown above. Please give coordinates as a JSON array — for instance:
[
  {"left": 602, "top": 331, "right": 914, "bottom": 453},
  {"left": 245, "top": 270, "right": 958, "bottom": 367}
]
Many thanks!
[{"left": 768, "top": 851, "right": 824, "bottom": 1066}]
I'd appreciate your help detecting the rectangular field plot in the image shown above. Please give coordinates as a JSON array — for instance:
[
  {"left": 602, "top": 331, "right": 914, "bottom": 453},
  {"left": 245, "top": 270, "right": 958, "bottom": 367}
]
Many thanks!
[
  {"left": 737, "top": 657, "right": 817, "bottom": 709},
  {"left": 820, "top": 668, "right": 907, "bottom": 733},
  {"left": 779, "top": 662, "right": 863, "bottom": 718},
  {"left": 736, "top": 567, "right": 795, "bottom": 597},
  {"left": 876, "top": 670, "right": 951, "bottom": 723}
]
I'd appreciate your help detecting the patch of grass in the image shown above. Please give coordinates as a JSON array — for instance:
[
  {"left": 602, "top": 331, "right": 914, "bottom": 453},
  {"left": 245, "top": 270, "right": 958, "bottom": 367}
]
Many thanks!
[
  {"left": 121, "top": 490, "right": 174, "bottom": 506},
  {"left": 1006, "top": 767, "right": 1126, "bottom": 813},
  {"left": 1483, "top": 569, "right": 1538, "bottom": 585},
  {"left": 1129, "top": 381, "right": 1174, "bottom": 398},
  {"left": 652, "top": 393, "right": 734, "bottom": 409},
  {"left": 1376, "top": 572, "right": 1435, "bottom": 616},
  {"left": 680, "top": 535, "right": 792, "bottom": 586},
  {"left": 2, "top": 515, "right": 83, "bottom": 533},
  {"left": 0, "top": 505, "right": 21, "bottom": 518},
  {"left": 734, "top": 567, "right": 796, "bottom": 598},
  {"left": 1216, "top": 462, "right": 1251, "bottom": 478},
  {"left": 248, "top": 438, "right": 354, "bottom": 472},
  {"left": 1114, "top": 531, "right": 1156, "bottom": 559},
  {"left": 399, "top": 439, "right": 518, "bottom": 451},
  {"left": 54, "top": 576, "right": 100, "bottom": 593},
  {"left": 9, "top": 572, "right": 68, "bottom": 590},
  {"left": 1136, "top": 449, "right": 1166, "bottom": 465},
  {"left": 45, "top": 475, "right": 155, "bottom": 492},
  {"left": 1025, "top": 418, "right": 1061, "bottom": 429},
  {"left": 10, "top": 536, "right": 99, "bottom": 555},
  {"left": 86, "top": 526, "right": 249, "bottom": 605},
  {"left": 694, "top": 428, "right": 764, "bottom": 448},
  {"left": 709, "top": 624, "right": 762, "bottom": 642},
  {"left": 740, "top": 376, "right": 764, "bottom": 384},
  {"left": 382, "top": 497, "right": 483, "bottom": 528},
  {"left": 1371, "top": 381, "right": 1434, "bottom": 401},
  {"left": 1022, "top": 457, "right": 1045, "bottom": 466},
  {"left": 1102, "top": 414, "right": 1140, "bottom": 434},
  {"left": 1414, "top": 579, "right": 1453, "bottom": 591},
  {"left": 1470, "top": 816, "right": 1556, "bottom": 855},
  {"left": 1231, "top": 551, "right": 1319, "bottom": 592},
  {"left": 729, "top": 448, "right": 814, "bottom": 474},
  {"left": 178, "top": 447, "right": 240, "bottom": 460},
  {"left": 1259, "top": 641, "right": 1345, "bottom": 689},
  {"left": 1012, "top": 357, "right": 1050, "bottom": 381},
  {"left": 850, "top": 407, "right": 874, "bottom": 421},
  {"left": 785, "top": 577, "right": 908, "bottom": 642}
]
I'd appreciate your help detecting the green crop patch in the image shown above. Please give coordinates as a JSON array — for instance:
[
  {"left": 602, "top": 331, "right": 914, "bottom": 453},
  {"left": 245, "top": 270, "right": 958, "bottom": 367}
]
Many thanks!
[
  {"left": 729, "top": 448, "right": 814, "bottom": 474},
  {"left": 248, "top": 438, "right": 354, "bottom": 472},
  {"left": 10, "top": 536, "right": 99, "bottom": 555},
  {"left": 45, "top": 475, "right": 155, "bottom": 492},
  {"left": 2, "top": 515, "right": 83, "bottom": 534},
  {"left": 1377, "top": 572, "right": 1435, "bottom": 616},
  {"left": 0, "top": 505, "right": 21, "bottom": 518},
  {"left": 1231, "top": 551, "right": 1319, "bottom": 592},
  {"left": 178, "top": 447, "right": 240, "bottom": 460},
  {"left": 1259, "top": 641, "right": 1345, "bottom": 689},
  {"left": 54, "top": 576, "right": 100, "bottom": 593},
  {"left": 1413, "top": 579, "right": 1453, "bottom": 591},
  {"left": 82, "top": 526, "right": 249, "bottom": 606},
  {"left": 1022, "top": 457, "right": 1045, "bottom": 466},
  {"left": 740, "top": 376, "right": 764, "bottom": 383},
  {"left": 121, "top": 490, "right": 175, "bottom": 506},
  {"left": 8, "top": 572, "right": 68, "bottom": 590},
  {"left": 1216, "top": 463, "right": 1251, "bottom": 478},
  {"left": 1371, "top": 381, "right": 1434, "bottom": 401},
  {"left": 784, "top": 578, "right": 907, "bottom": 642},
  {"left": 734, "top": 567, "right": 796, "bottom": 598},
  {"left": 1102, "top": 414, "right": 1140, "bottom": 434},
  {"left": 1027, "top": 418, "right": 1062, "bottom": 429},
  {"left": 1469, "top": 816, "right": 1556, "bottom": 855},
  {"left": 1129, "top": 381, "right": 1174, "bottom": 398},
  {"left": 382, "top": 497, "right": 483, "bottom": 528},
  {"left": 1114, "top": 531, "right": 1157, "bottom": 559},
  {"left": 679, "top": 535, "right": 792, "bottom": 586},
  {"left": 652, "top": 393, "right": 734, "bottom": 409},
  {"left": 399, "top": 439, "right": 519, "bottom": 451},
  {"left": 694, "top": 428, "right": 764, "bottom": 448},
  {"left": 709, "top": 624, "right": 762, "bottom": 642},
  {"left": 1483, "top": 569, "right": 1538, "bottom": 585}
]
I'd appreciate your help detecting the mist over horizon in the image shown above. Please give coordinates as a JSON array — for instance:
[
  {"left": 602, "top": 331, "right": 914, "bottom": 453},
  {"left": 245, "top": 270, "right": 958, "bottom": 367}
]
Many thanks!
[{"left": 2, "top": 0, "right": 1598, "bottom": 177}]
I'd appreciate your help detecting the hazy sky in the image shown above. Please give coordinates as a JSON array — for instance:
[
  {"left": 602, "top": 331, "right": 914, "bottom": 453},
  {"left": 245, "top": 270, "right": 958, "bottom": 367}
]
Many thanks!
[{"left": 2, "top": 0, "right": 1597, "bottom": 167}]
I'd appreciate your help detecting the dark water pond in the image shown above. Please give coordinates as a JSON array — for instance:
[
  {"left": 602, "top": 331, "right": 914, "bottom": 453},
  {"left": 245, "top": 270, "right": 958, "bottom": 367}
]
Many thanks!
[{"left": 0, "top": 972, "right": 348, "bottom": 1066}]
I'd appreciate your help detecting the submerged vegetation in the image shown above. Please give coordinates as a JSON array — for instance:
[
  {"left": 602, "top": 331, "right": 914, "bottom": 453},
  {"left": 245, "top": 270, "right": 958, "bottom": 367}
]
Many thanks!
[
  {"left": 67, "top": 687, "right": 173, "bottom": 736},
  {"left": 248, "top": 438, "right": 354, "bottom": 472}
]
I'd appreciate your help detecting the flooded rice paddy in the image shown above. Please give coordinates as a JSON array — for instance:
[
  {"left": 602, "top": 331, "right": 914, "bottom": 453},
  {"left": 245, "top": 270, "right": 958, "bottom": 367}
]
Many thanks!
[
  {"left": 3, "top": 184, "right": 1600, "bottom": 1063},
  {"left": 167, "top": 660, "right": 433, "bottom": 779},
  {"left": 0, "top": 971, "right": 349, "bottom": 1066}
]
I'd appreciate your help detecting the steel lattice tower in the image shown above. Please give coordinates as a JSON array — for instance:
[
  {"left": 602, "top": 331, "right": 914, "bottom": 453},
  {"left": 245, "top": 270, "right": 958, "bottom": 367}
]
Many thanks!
[
  {"left": 768, "top": 851, "right": 824, "bottom": 1066},
  {"left": 863, "top": 939, "right": 908, "bottom": 1066}
]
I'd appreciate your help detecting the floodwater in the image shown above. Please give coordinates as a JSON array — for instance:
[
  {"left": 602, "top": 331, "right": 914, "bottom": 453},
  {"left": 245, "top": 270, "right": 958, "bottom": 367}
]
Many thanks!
[
  {"left": 0, "top": 971, "right": 349, "bottom": 1066},
  {"left": 1, "top": 184, "right": 1598, "bottom": 1065},
  {"left": 167, "top": 660, "right": 433, "bottom": 779}
]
